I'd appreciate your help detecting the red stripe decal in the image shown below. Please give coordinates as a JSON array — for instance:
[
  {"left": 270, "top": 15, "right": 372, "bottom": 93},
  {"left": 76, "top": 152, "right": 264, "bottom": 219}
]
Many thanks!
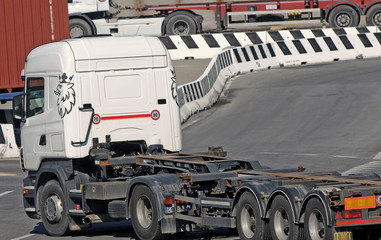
[
  {"left": 336, "top": 218, "right": 381, "bottom": 226},
  {"left": 101, "top": 114, "right": 151, "bottom": 121}
]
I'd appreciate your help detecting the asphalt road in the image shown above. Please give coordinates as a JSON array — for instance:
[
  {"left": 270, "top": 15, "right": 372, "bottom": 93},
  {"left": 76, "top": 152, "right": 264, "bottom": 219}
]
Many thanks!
[
  {"left": 183, "top": 58, "right": 381, "bottom": 175},
  {"left": 2, "top": 58, "right": 381, "bottom": 239}
]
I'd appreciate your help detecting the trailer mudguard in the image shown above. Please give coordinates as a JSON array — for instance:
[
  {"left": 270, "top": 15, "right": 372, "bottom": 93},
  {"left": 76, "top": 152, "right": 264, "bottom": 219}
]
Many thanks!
[
  {"left": 364, "top": 0, "right": 381, "bottom": 13},
  {"left": 232, "top": 182, "right": 277, "bottom": 218},
  {"left": 265, "top": 185, "right": 310, "bottom": 224},
  {"left": 299, "top": 190, "right": 333, "bottom": 226},
  {"left": 69, "top": 13, "right": 98, "bottom": 35},
  {"left": 125, "top": 174, "right": 181, "bottom": 221},
  {"left": 326, "top": 1, "right": 362, "bottom": 16}
]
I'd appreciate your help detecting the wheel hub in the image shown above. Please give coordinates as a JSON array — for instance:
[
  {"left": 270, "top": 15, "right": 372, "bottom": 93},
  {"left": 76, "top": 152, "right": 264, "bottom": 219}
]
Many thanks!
[
  {"left": 44, "top": 195, "right": 63, "bottom": 223},
  {"left": 241, "top": 204, "right": 257, "bottom": 238},
  {"left": 274, "top": 208, "right": 290, "bottom": 240},
  {"left": 374, "top": 12, "right": 381, "bottom": 26},
  {"left": 337, "top": 13, "right": 351, "bottom": 27},
  {"left": 70, "top": 27, "right": 84, "bottom": 38},
  {"left": 173, "top": 21, "right": 189, "bottom": 35},
  {"left": 136, "top": 196, "right": 153, "bottom": 229},
  {"left": 308, "top": 210, "right": 325, "bottom": 240}
]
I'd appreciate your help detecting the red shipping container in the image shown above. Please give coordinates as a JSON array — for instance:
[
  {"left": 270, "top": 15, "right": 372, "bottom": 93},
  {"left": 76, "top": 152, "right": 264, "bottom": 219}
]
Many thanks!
[{"left": 0, "top": 0, "right": 69, "bottom": 92}]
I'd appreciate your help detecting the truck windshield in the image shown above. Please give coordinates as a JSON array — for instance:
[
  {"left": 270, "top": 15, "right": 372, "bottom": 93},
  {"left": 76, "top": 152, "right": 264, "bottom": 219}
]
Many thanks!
[{"left": 26, "top": 78, "right": 44, "bottom": 118}]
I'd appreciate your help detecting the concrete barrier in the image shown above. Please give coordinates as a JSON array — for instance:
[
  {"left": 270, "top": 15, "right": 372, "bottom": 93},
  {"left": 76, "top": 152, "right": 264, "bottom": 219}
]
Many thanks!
[
  {"left": 177, "top": 29, "right": 381, "bottom": 123},
  {"left": 163, "top": 27, "right": 381, "bottom": 60}
]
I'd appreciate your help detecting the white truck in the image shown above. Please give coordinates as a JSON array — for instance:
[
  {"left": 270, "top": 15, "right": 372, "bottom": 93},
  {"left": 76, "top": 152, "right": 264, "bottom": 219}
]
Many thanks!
[{"left": 16, "top": 36, "right": 381, "bottom": 240}]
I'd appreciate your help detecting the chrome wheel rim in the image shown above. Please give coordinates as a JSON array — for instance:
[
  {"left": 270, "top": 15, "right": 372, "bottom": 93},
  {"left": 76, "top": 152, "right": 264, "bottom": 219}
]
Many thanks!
[
  {"left": 308, "top": 209, "right": 325, "bottom": 240},
  {"left": 240, "top": 204, "right": 257, "bottom": 238},
  {"left": 273, "top": 207, "right": 290, "bottom": 240},
  {"left": 44, "top": 194, "right": 63, "bottom": 223},
  {"left": 136, "top": 195, "right": 153, "bottom": 228}
]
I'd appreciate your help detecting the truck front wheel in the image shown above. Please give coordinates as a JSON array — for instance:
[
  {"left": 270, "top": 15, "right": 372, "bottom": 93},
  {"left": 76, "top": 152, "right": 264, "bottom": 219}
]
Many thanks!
[
  {"left": 165, "top": 12, "right": 197, "bottom": 35},
  {"left": 328, "top": 6, "right": 359, "bottom": 28},
  {"left": 130, "top": 185, "right": 163, "bottom": 240},
  {"left": 40, "top": 180, "right": 70, "bottom": 236},
  {"left": 304, "top": 198, "right": 332, "bottom": 240},
  {"left": 69, "top": 18, "right": 93, "bottom": 38}
]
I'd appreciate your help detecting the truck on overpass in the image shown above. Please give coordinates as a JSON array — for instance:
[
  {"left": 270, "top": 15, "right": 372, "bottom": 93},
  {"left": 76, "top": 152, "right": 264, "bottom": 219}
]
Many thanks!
[
  {"left": 15, "top": 36, "right": 381, "bottom": 240},
  {"left": 68, "top": 0, "right": 381, "bottom": 37}
]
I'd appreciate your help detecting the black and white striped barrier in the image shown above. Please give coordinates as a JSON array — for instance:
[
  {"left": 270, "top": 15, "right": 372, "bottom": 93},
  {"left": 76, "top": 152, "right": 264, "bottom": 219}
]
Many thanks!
[
  {"left": 161, "top": 26, "right": 381, "bottom": 60},
  {"left": 178, "top": 29, "right": 381, "bottom": 123}
]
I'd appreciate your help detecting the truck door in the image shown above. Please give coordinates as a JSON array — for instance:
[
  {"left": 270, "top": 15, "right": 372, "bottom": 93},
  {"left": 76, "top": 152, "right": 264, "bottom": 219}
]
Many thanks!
[{"left": 22, "top": 77, "right": 46, "bottom": 170}]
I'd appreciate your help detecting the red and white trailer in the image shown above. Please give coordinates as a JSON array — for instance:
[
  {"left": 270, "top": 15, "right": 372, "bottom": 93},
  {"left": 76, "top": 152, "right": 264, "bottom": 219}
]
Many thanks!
[{"left": 69, "top": 0, "right": 381, "bottom": 37}]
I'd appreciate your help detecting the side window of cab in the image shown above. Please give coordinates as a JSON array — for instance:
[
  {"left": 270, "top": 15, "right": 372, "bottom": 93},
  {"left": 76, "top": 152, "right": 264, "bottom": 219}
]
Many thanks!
[{"left": 26, "top": 78, "right": 45, "bottom": 118}]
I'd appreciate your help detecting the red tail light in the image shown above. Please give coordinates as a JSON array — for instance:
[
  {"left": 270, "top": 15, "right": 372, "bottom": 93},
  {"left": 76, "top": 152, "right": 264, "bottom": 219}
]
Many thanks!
[
  {"left": 164, "top": 197, "right": 173, "bottom": 205},
  {"left": 344, "top": 210, "right": 362, "bottom": 219}
]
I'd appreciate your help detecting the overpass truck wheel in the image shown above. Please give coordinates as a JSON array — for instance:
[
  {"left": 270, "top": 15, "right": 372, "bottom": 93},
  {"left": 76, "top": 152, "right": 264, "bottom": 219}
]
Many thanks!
[
  {"left": 165, "top": 11, "right": 197, "bottom": 35},
  {"left": 130, "top": 185, "right": 164, "bottom": 240},
  {"left": 366, "top": 4, "right": 381, "bottom": 26},
  {"left": 304, "top": 198, "right": 332, "bottom": 240},
  {"left": 269, "top": 195, "right": 299, "bottom": 240},
  {"left": 69, "top": 18, "right": 92, "bottom": 38},
  {"left": 328, "top": 5, "right": 359, "bottom": 28},
  {"left": 236, "top": 192, "right": 268, "bottom": 240},
  {"left": 40, "top": 180, "right": 70, "bottom": 236}
]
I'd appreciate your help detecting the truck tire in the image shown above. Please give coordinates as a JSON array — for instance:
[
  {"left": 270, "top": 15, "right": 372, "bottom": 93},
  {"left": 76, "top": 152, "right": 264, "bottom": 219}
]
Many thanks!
[
  {"left": 40, "top": 180, "right": 70, "bottom": 236},
  {"left": 328, "top": 5, "right": 359, "bottom": 28},
  {"left": 69, "top": 18, "right": 92, "bottom": 38},
  {"left": 236, "top": 192, "right": 266, "bottom": 240},
  {"left": 304, "top": 198, "right": 332, "bottom": 240},
  {"left": 165, "top": 12, "right": 197, "bottom": 35},
  {"left": 269, "top": 195, "right": 298, "bottom": 240},
  {"left": 366, "top": 4, "right": 381, "bottom": 26},
  {"left": 130, "top": 185, "right": 164, "bottom": 240}
]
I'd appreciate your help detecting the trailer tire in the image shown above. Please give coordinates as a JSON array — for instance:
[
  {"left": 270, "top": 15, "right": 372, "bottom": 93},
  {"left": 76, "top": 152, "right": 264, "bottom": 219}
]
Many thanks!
[
  {"left": 304, "top": 198, "right": 332, "bottom": 240},
  {"left": 269, "top": 195, "right": 298, "bottom": 240},
  {"left": 236, "top": 192, "right": 266, "bottom": 240},
  {"left": 328, "top": 5, "right": 359, "bottom": 28},
  {"left": 40, "top": 180, "right": 70, "bottom": 236},
  {"left": 366, "top": 4, "right": 381, "bottom": 26},
  {"left": 165, "top": 12, "right": 197, "bottom": 35},
  {"left": 69, "top": 18, "right": 93, "bottom": 38},
  {"left": 130, "top": 185, "right": 164, "bottom": 240}
]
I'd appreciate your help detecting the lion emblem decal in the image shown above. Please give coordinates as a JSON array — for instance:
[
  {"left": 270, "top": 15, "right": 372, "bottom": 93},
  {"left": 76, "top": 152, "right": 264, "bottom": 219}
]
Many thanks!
[{"left": 54, "top": 73, "right": 76, "bottom": 118}]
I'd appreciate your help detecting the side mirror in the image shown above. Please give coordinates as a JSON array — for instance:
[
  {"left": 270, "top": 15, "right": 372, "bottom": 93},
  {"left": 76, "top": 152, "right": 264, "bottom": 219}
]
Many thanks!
[{"left": 13, "top": 94, "right": 25, "bottom": 120}]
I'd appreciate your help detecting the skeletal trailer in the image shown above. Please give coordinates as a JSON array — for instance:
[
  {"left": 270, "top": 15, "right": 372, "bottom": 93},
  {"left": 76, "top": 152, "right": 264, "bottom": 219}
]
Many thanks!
[{"left": 23, "top": 147, "right": 381, "bottom": 240}]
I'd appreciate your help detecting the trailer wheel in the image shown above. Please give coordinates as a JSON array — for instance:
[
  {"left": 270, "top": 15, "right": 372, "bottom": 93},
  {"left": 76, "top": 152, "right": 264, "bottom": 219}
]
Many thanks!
[
  {"left": 69, "top": 18, "right": 92, "bottom": 38},
  {"left": 40, "top": 180, "right": 70, "bottom": 236},
  {"left": 165, "top": 12, "right": 197, "bottom": 35},
  {"left": 130, "top": 185, "right": 163, "bottom": 240},
  {"left": 269, "top": 195, "right": 298, "bottom": 240},
  {"left": 366, "top": 4, "right": 381, "bottom": 26},
  {"left": 304, "top": 198, "right": 332, "bottom": 240},
  {"left": 328, "top": 5, "right": 359, "bottom": 28},
  {"left": 236, "top": 192, "right": 266, "bottom": 240}
]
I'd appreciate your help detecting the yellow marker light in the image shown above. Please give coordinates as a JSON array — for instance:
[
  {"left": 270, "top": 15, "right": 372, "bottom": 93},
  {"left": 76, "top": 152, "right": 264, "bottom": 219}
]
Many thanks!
[
  {"left": 23, "top": 189, "right": 29, "bottom": 194},
  {"left": 344, "top": 196, "right": 376, "bottom": 210}
]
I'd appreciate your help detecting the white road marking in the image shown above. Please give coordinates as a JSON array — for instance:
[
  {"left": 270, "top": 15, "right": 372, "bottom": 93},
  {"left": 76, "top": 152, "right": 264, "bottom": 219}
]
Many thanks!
[
  {"left": 0, "top": 190, "right": 13, "bottom": 197},
  {"left": 294, "top": 153, "right": 320, "bottom": 156},
  {"left": 259, "top": 152, "right": 281, "bottom": 155},
  {"left": 373, "top": 151, "right": 381, "bottom": 159},
  {"left": 331, "top": 155, "right": 358, "bottom": 159},
  {"left": 10, "top": 234, "right": 35, "bottom": 240},
  {"left": 0, "top": 172, "right": 17, "bottom": 176}
]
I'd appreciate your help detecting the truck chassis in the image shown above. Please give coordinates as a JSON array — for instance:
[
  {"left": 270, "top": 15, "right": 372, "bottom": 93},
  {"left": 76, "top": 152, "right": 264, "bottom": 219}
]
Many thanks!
[{"left": 22, "top": 147, "right": 381, "bottom": 240}]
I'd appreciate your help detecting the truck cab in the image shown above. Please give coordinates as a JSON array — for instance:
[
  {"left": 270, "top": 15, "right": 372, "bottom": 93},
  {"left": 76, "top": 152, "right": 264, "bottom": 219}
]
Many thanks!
[{"left": 14, "top": 36, "right": 182, "bottom": 171}]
